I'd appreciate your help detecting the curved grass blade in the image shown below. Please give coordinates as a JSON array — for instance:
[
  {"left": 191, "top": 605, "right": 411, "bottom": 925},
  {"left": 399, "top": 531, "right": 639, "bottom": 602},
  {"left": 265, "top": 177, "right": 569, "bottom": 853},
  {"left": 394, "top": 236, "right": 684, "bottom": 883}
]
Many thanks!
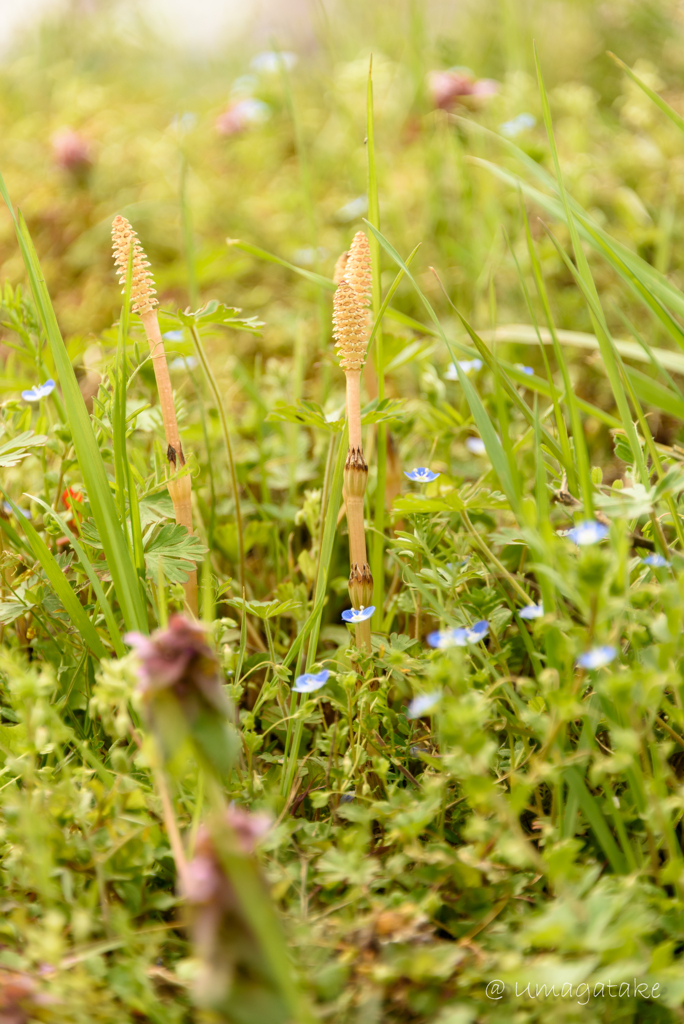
[
  {"left": 2, "top": 492, "right": 107, "bottom": 659},
  {"left": 29, "top": 495, "right": 126, "bottom": 657},
  {"left": 0, "top": 175, "right": 148, "bottom": 634}
]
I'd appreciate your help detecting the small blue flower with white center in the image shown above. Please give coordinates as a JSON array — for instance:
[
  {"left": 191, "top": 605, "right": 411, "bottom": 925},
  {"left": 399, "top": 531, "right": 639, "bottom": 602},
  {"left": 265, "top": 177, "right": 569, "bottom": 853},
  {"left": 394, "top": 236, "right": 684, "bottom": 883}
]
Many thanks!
[
  {"left": 163, "top": 330, "right": 184, "bottom": 343},
  {"left": 251, "top": 51, "right": 298, "bottom": 74},
  {"left": 169, "top": 356, "right": 198, "bottom": 371},
  {"left": 21, "top": 379, "right": 55, "bottom": 402},
  {"left": 641, "top": 554, "right": 670, "bottom": 568},
  {"left": 2, "top": 502, "right": 31, "bottom": 519},
  {"left": 405, "top": 467, "right": 440, "bottom": 483},
  {"left": 292, "top": 669, "right": 330, "bottom": 693},
  {"left": 499, "top": 112, "right": 536, "bottom": 137},
  {"left": 407, "top": 691, "right": 442, "bottom": 719},
  {"left": 567, "top": 520, "right": 609, "bottom": 546},
  {"left": 519, "top": 603, "right": 544, "bottom": 620},
  {"left": 341, "top": 605, "right": 375, "bottom": 624},
  {"left": 515, "top": 363, "right": 534, "bottom": 376},
  {"left": 445, "top": 358, "right": 483, "bottom": 380},
  {"left": 427, "top": 620, "right": 489, "bottom": 648},
  {"left": 465, "top": 437, "right": 486, "bottom": 455},
  {"left": 576, "top": 645, "right": 617, "bottom": 670},
  {"left": 467, "top": 620, "right": 490, "bottom": 641}
]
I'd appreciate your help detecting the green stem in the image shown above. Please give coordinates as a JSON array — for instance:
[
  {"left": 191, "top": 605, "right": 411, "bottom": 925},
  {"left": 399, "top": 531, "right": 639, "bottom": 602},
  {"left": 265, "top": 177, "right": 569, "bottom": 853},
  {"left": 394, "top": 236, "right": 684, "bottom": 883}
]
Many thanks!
[{"left": 189, "top": 324, "right": 245, "bottom": 594}]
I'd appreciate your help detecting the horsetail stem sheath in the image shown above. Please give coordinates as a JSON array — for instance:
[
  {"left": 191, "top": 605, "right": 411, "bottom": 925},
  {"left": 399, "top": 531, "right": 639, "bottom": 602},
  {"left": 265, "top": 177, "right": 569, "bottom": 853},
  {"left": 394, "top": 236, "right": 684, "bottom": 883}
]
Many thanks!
[
  {"left": 112, "top": 215, "right": 198, "bottom": 617},
  {"left": 333, "top": 231, "right": 373, "bottom": 651}
]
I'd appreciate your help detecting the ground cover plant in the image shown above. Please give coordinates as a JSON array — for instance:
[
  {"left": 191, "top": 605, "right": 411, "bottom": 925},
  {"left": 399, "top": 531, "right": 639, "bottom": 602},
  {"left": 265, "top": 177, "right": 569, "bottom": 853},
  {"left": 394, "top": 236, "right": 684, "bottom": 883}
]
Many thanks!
[{"left": 4, "top": 1, "right": 684, "bottom": 1021}]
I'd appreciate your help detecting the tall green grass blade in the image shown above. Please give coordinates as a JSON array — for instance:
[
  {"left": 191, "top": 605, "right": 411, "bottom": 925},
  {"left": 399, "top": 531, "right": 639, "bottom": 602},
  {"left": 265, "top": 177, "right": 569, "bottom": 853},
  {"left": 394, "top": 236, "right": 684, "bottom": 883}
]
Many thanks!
[
  {"left": 364, "top": 220, "right": 567, "bottom": 470},
  {"left": 368, "top": 57, "right": 386, "bottom": 632},
  {"left": 281, "top": 426, "right": 347, "bottom": 798},
  {"left": 2, "top": 492, "right": 107, "bottom": 659},
  {"left": 542, "top": 224, "right": 650, "bottom": 487},
  {"left": 607, "top": 52, "right": 684, "bottom": 135},
  {"left": 452, "top": 357, "right": 521, "bottom": 518},
  {"left": 520, "top": 206, "right": 594, "bottom": 505},
  {"left": 180, "top": 154, "right": 200, "bottom": 309},
  {"left": 507, "top": 218, "right": 571, "bottom": 472},
  {"left": 564, "top": 766, "right": 627, "bottom": 874},
  {"left": 0, "top": 176, "right": 147, "bottom": 634}
]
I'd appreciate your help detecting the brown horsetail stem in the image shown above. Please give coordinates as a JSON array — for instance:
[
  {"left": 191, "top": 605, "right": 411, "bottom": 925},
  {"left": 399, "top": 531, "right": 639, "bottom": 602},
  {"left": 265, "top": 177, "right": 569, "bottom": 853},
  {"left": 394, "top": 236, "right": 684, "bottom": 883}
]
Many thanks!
[
  {"left": 333, "top": 230, "right": 374, "bottom": 652},
  {"left": 111, "top": 215, "right": 198, "bottom": 617}
]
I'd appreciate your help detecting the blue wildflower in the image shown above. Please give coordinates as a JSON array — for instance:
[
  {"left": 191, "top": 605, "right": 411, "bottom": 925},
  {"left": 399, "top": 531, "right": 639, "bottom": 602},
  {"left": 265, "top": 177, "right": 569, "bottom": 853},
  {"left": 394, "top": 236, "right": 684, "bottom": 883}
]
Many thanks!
[
  {"left": 163, "top": 330, "right": 184, "bottom": 342},
  {"left": 341, "top": 605, "right": 375, "bottom": 624},
  {"left": 467, "top": 620, "right": 490, "bottom": 641},
  {"left": 292, "top": 669, "right": 330, "bottom": 693},
  {"left": 567, "top": 520, "right": 609, "bottom": 546},
  {"left": 519, "top": 603, "right": 544, "bottom": 620},
  {"left": 515, "top": 363, "right": 534, "bottom": 376},
  {"left": 407, "top": 691, "right": 443, "bottom": 719},
  {"left": 499, "top": 112, "right": 536, "bottom": 137},
  {"left": 2, "top": 502, "right": 30, "bottom": 519},
  {"left": 427, "top": 620, "right": 489, "bottom": 648},
  {"left": 169, "top": 356, "right": 198, "bottom": 371},
  {"left": 405, "top": 467, "right": 440, "bottom": 483},
  {"left": 22, "top": 379, "right": 55, "bottom": 402},
  {"left": 577, "top": 645, "right": 617, "bottom": 670},
  {"left": 251, "top": 51, "right": 298, "bottom": 74},
  {"left": 465, "top": 437, "right": 486, "bottom": 455},
  {"left": 641, "top": 554, "right": 670, "bottom": 568},
  {"left": 336, "top": 196, "right": 368, "bottom": 222},
  {"left": 445, "top": 358, "right": 483, "bottom": 380}
]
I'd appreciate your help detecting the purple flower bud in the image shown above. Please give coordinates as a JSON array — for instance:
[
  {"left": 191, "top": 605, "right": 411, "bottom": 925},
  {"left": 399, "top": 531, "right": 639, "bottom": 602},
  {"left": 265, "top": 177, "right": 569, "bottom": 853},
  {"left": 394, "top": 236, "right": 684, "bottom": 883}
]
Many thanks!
[
  {"left": 51, "top": 128, "right": 92, "bottom": 173},
  {"left": 125, "top": 615, "right": 227, "bottom": 716}
]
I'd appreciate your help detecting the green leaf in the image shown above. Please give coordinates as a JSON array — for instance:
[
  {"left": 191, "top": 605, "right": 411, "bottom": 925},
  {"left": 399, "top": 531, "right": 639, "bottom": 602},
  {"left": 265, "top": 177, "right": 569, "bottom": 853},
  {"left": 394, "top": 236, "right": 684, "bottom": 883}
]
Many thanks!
[
  {"left": 29, "top": 496, "right": 126, "bottom": 657},
  {"left": 564, "top": 766, "right": 627, "bottom": 874},
  {"left": 0, "top": 599, "right": 34, "bottom": 625},
  {"left": 608, "top": 52, "right": 684, "bottom": 135},
  {"left": 0, "top": 431, "right": 47, "bottom": 468},
  {"left": 174, "top": 299, "right": 263, "bottom": 333},
  {"left": 267, "top": 399, "right": 343, "bottom": 433},
  {"left": 2, "top": 492, "right": 106, "bottom": 658},
  {"left": 226, "top": 597, "right": 302, "bottom": 620},
  {"left": 143, "top": 524, "right": 208, "bottom": 584}
]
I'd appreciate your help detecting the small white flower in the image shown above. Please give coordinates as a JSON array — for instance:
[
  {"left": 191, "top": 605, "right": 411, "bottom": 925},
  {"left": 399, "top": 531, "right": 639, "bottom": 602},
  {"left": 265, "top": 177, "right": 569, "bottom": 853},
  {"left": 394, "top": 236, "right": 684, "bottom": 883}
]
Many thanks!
[{"left": 465, "top": 437, "right": 486, "bottom": 455}]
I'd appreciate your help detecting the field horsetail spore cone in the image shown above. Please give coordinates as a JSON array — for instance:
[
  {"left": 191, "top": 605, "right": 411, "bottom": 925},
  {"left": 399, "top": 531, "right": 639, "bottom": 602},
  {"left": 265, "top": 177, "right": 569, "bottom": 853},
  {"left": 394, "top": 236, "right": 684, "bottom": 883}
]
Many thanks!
[
  {"left": 333, "top": 231, "right": 373, "bottom": 651},
  {"left": 112, "top": 215, "right": 198, "bottom": 616}
]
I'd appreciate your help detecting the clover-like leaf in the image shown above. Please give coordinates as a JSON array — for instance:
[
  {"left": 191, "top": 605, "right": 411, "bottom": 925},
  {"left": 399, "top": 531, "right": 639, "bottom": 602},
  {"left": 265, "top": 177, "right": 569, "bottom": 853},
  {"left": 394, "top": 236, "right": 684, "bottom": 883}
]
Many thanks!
[
  {"left": 225, "top": 597, "right": 302, "bottom": 620},
  {"left": 174, "top": 300, "right": 263, "bottom": 333},
  {"left": 143, "top": 523, "right": 208, "bottom": 584}
]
